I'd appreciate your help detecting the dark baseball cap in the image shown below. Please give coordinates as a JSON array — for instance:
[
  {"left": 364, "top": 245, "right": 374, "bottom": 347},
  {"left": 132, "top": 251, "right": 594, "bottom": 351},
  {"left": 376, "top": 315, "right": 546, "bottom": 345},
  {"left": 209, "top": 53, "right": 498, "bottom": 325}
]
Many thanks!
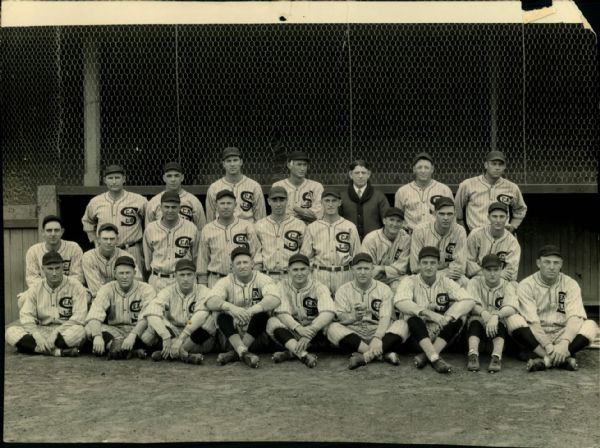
[
  {"left": 97, "top": 223, "right": 119, "bottom": 235},
  {"left": 231, "top": 246, "right": 252, "bottom": 261},
  {"left": 222, "top": 147, "right": 242, "bottom": 160},
  {"left": 42, "top": 251, "right": 63, "bottom": 266},
  {"left": 538, "top": 245, "right": 562, "bottom": 259},
  {"left": 104, "top": 164, "right": 125, "bottom": 176},
  {"left": 352, "top": 252, "right": 373, "bottom": 265},
  {"left": 175, "top": 259, "right": 196, "bottom": 272},
  {"left": 481, "top": 254, "right": 503, "bottom": 269},
  {"left": 412, "top": 152, "right": 434, "bottom": 166},
  {"left": 418, "top": 246, "right": 440, "bottom": 261},
  {"left": 216, "top": 189, "right": 236, "bottom": 201},
  {"left": 114, "top": 256, "right": 136, "bottom": 269},
  {"left": 488, "top": 202, "right": 508, "bottom": 214},
  {"left": 161, "top": 191, "right": 181, "bottom": 204},
  {"left": 42, "top": 215, "right": 63, "bottom": 229},
  {"left": 287, "top": 151, "right": 310, "bottom": 162},
  {"left": 434, "top": 196, "right": 455, "bottom": 211},
  {"left": 486, "top": 151, "right": 506, "bottom": 162},
  {"left": 163, "top": 161, "right": 183, "bottom": 173},
  {"left": 321, "top": 188, "right": 341, "bottom": 200},
  {"left": 268, "top": 186, "right": 288, "bottom": 199},
  {"left": 385, "top": 207, "right": 405, "bottom": 220},
  {"left": 288, "top": 253, "right": 310, "bottom": 267}
]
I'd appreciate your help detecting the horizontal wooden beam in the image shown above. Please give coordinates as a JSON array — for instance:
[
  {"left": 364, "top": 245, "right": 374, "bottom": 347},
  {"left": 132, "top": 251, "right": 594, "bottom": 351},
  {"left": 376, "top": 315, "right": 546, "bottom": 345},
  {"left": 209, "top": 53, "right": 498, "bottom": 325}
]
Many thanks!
[{"left": 3, "top": 219, "right": 39, "bottom": 229}]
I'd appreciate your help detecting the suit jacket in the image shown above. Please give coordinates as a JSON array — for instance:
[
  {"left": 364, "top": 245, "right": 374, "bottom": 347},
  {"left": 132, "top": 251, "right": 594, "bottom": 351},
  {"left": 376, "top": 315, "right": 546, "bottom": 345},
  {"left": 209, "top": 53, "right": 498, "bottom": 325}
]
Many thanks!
[{"left": 340, "top": 182, "right": 390, "bottom": 240}]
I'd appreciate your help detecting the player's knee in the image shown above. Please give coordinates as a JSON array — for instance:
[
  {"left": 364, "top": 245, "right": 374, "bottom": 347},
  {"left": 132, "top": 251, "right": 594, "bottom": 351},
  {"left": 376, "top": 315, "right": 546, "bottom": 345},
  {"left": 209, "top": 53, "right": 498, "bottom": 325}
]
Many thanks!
[
  {"left": 325, "top": 322, "right": 346, "bottom": 346},
  {"left": 140, "top": 328, "right": 158, "bottom": 347},
  {"left": 579, "top": 319, "right": 598, "bottom": 341},
  {"left": 505, "top": 314, "right": 527, "bottom": 334},
  {"left": 496, "top": 322, "right": 508, "bottom": 339},
  {"left": 190, "top": 328, "right": 211, "bottom": 345},
  {"left": 5, "top": 326, "right": 27, "bottom": 347},
  {"left": 338, "top": 333, "right": 362, "bottom": 354},
  {"left": 273, "top": 328, "right": 295, "bottom": 346},
  {"left": 388, "top": 320, "right": 409, "bottom": 341},
  {"left": 467, "top": 319, "right": 485, "bottom": 339},
  {"left": 438, "top": 319, "right": 463, "bottom": 342},
  {"left": 511, "top": 326, "right": 538, "bottom": 351},
  {"left": 407, "top": 316, "right": 429, "bottom": 342},
  {"left": 216, "top": 313, "right": 236, "bottom": 337},
  {"left": 266, "top": 317, "right": 284, "bottom": 338},
  {"left": 247, "top": 312, "right": 269, "bottom": 338}
]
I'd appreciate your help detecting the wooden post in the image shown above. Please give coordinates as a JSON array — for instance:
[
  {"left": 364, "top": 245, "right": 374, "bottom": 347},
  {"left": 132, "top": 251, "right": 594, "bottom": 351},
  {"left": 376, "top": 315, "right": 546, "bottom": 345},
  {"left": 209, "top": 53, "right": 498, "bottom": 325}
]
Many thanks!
[
  {"left": 37, "top": 185, "right": 58, "bottom": 239},
  {"left": 83, "top": 36, "right": 101, "bottom": 186}
]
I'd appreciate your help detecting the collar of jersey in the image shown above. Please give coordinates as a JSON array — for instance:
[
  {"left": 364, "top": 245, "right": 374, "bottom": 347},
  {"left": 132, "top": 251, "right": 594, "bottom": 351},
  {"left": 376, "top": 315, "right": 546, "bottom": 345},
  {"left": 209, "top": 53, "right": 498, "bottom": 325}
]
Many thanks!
[
  {"left": 287, "top": 277, "right": 313, "bottom": 293},
  {"left": 410, "top": 180, "right": 434, "bottom": 192},
  {"left": 479, "top": 175, "right": 505, "bottom": 188},
  {"left": 417, "top": 272, "right": 441, "bottom": 289},
  {"left": 175, "top": 283, "right": 196, "bottom": 299},
  {"left": 533, "top": 272, "right": 562, "bottom": 289},
  {"left": 484, "top": 225, "right": 507, "bottom": 242},
  {"left": 114, "top": 280, "right": 140, "bottom": 297},
  {"left": 351, "top": 279, "right": 376, "bottom": 294},
  {"left": 43, "top": 276, "right": 69, "bottom": 294},
  {"left": 233, "top": 270, "right": 257, "bottom": 287},
  {"left": 213, "top": 217, "right": 239, "bottom": 230}
]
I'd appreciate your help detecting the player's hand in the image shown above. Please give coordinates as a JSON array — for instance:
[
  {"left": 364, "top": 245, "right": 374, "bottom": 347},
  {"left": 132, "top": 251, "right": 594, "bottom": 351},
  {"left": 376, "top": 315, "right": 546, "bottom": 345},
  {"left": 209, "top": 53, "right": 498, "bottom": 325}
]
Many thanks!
[
  {"left": 369, "top": 337, "right": 383, "bottom": 357},
  {"left": 295, "top": 337, "right": 311, "bottom": 355},
  {"left": 170, "top": 337, "right": 184, "bottom": 358},
  {"left": 161, "top": 337, "right": 173, "bottom": 359},
  {"left": 93, "top": 335, "right": 106, "bottom": 355},
  {"left": 293, "top": 207, "right": 317, "bottom": 222},
  {"left": 551, "top": 340, "right": 570, "bottom": 366},
  {"left": 430, "top": 312, "right": 446, "bottom": 327},
  {"left": 38, "top": 335, "right": 55, "bottom": 353},
  {"left": 122, "top": 333, "right": 137, "bottom": 351},
  {"left": 485, "top": 315, "right": 499, "bottom": 338},
  {"left": 296, "top": 326, "right": 315, "bottom": 339},
  {"left": 230, "top": 306, "right": 251, "bottom": 326}
]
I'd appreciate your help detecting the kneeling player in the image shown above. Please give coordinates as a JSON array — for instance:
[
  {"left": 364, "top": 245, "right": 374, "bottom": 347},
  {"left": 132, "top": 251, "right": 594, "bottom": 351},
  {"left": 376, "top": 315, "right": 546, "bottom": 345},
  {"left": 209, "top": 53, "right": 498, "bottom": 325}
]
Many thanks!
[
  {"left": 205, "top": 247, "right": 281, "bottom": 368},
  {"left": 140, "top": 259, "right": 217, "bottom": 365},
  {"left": 6, "top": 251, "right": 87, "bottom": 357},
  {"left": 267, "top": 254, "right": 335, "bottom": 368},
  {"left": 394, "top": 246, "right": 476, "bottom": 373},
  {"left": 326, "top": 253, "right": 409, "bottom": 370}
]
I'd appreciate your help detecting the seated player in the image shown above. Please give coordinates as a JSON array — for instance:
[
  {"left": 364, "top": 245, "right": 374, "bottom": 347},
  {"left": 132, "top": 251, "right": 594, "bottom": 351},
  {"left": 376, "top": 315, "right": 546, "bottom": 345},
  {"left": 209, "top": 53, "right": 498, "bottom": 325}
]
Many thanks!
[
  {"left": 205, "top": 247, "right": 281, "bottom": 368},
  {"left": 395, "top": 246, "right": 476, "bottom": 373},
  {"left": 360, "top": 207, "right": 411, "bottom": 292},
  {"left": 465, "top": 254, "right": 519, "bottom": 373},
  {"left": 326, "top": 253, "right": 409, "bottom": 370},
  {"left": 140, "top": 259, "right": 217, "bottom": 365},
  {"left": 505, "top": 245, "right": 598, "bottom": 372},
  {"left": 267, "top": 254, "right": 335, "bottom": 368},
  {"left": 466, "top": 202, "right": 521, "bottom": 281},
  {"left": 84, "top": 256, "right": 157, "bottom": 360},
  {"left": 6, "top": 251, "right": 87, "bottom": 357}
]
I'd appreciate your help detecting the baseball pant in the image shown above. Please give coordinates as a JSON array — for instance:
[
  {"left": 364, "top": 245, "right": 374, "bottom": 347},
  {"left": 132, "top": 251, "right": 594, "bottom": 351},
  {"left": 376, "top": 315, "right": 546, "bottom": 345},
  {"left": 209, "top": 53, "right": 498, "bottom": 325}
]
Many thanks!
[
  {"left": 148, "top": 274, "right": 177, "bottom": 292},
  {"left": 326, "top": 320, "right": 409, "bottom": 347},
  {"left": 312, "top": 269, "right": 353, "bottom": 295},
  {"left": 266, "top": 316, "right": 332, "bottom": 349},
  {"left": 216, "top": 312, "right": 276, "bottom": 353},
  {"left": 401, "top": 316, "right": 465, "bottom": 353},
  {"left": 6, "top": 323, "right": 86, "bottom": 353}
]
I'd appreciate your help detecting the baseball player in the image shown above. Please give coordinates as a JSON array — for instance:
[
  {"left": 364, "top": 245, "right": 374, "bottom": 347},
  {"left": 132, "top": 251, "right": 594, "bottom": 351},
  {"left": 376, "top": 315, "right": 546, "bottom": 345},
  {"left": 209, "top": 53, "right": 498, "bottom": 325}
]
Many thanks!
[
  {"left": 300, "top": 188, "right": 360, "bottom": 294},
  {"left": 465, "top": 254, "right": 519, "bottom": 373},
  {"left": 205, "top": 247, "right": 281, "bottom": 368},
  {"left": 197, "top": 189, "right": 261, "bottom": 288},
  {"left": 146, "top": 161, "right": 207, "bottom": 231},
  {"left": 504, "top": 245, "right": 598, "bottom": 372},
  {"left": 394, "top": 152, "right": 453, "bottom": 232},
  {"left": 272, "top": 150, "right": 323, "bottom": 224},
  {"left": 206, "top": 147, "right": 266, "bottom": 223},
  {"left": 84, "top": 256, "right": 157, "bottom": 360},
  {"left": 326, "top": 253, "right": 409, "bottom": 369},
  {"left": 455, "top": 150, "right": 527, "bottom": 233},
  {"left": 394, "top": 246, "right": 477, "bottom": 373},
  {"left": 139, "top": 259, "right": 217, "bottom": 365},
  {"left": 255, "top": 186, "right": 306, "bottom": 282},
  {"left": 6, "top": 251, "right": 87, "bottom": 357},
  {"left": 24, "top": 214, "right": 84, "bottom": 291},
  {"left": 82, "top": 223, "right": 142, "bottom": 299},
  {"left": 466, "top": 202, "right": 521, "bottom": 281},
  {"left": 410, "top": 197, "right": 468, "bottom": 286},
  {"left": 81, "top": 164, "right": 148, "bottom": 271},
  {"left": 360, "top": 207, "right": 411, "bottom": 292},
  {"left": 143, "top": 191, "right": 200, "bottom": 292},
  {"left": 267, "top": 254, "right": 335, "bottom": 368}
]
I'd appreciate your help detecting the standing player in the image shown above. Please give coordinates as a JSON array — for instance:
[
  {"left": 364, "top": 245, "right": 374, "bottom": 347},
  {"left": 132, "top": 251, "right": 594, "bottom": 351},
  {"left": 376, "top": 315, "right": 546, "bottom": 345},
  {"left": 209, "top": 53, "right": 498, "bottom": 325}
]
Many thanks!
[
  {"left": 24, "top": 215, "right": 84, "bottom": 291},
  {"left": 394, "top": 152, "right": 453, "bottom": 232},
  {"left": 197, "top": 190, "right": 261, "bottom": 287},
  {"left": 410, "top": 197, "right": 468, "bottom": 285},
  {"left": 300, "top": 188, "right": 361, "bottom": 294},
  {"left": 326, "top": 253, "right": 409, "bottom": 369},
  {"left": 504, "top": 245, "right": 598, "bottom": 371},
  {"left": 205, "top": 247, "right": 281, "bottom": 368},
  {"left": 466, "top": 202, "right": 521, "bottom": 281},
  {"left": 143, "top": 191, "right": 200, "bottom": 291},
  {"left": 360, "top": 207, "right": 411, "bottom": 292},
  {"left": 267, "top": 254, "right": 335, "bottom": 368},
  {"left": 255, "top": 186, "right": 306, "bottom": 282},
  {"left": 6, "top": 251, "right": 87, "bottom": 357},
  {"left": 465, "top": 254, "right": 519, "bottom": 373},
  {"left": 206, "top": 147, "right": 266, "bottom": 222},
  {"left": 272, "top": 150, "right": 323, "bottom": 224},
  {"left": 146, "top": 161, "right": 207, "bottom": 231},
  {"left": 455, "top": 151, "right": 527, "bottom": 233},
  {"left": 81, "top": 164, "right": 148, "bottom": 271},
  {"left": 394, "top": 247, "right": 477, "bottom": 373}
]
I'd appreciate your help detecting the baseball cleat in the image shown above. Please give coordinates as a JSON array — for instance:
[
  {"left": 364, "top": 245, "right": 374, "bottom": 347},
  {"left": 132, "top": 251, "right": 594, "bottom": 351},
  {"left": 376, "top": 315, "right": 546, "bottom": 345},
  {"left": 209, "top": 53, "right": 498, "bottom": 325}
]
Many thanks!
[
  {"left": 467, "top": 353, "right": 480, "bottom": 372},
  {"left": 150, "top": 351, "right": 164, "bottom": 362},
  {"left": 241, "top": 351, "right": 260, "bottom": 368},
  {"left": 560, "top": 357, "right": 579, "bottom": 371},
  {"left": 431, "top": 357, "right": 452, "bottom": 374},
  {"left": 301, "top": 353, "right": 318, "bottom": 368},
  {"left": 383, "top": 352, "right": 400, "bottom": 366},
  {"left": 272, "top": 350, "right": 294, "bottom": 364},
  {"left": 488, "top": 355, "right": 502, "bottom": 373},
  {"left": 216, "top": 350, "right": 238, "bottom": 366},
  {"left": 59, "top": 348, "right": 80, "bottom": 357},
  {"left": 128, "top": 349, "right": 148, "bottom": 360},
  {"left": 413, "top": 354, "right": 428, "bottom": 369},
  {"left": 348, "top": 352, "right": 367, "bottom": 370},
  {"left": 180, "top": 352, "right": 204, "bottom": 365},
  {"left": 526, "top": 357, "right": 546, "bottom": 372}
]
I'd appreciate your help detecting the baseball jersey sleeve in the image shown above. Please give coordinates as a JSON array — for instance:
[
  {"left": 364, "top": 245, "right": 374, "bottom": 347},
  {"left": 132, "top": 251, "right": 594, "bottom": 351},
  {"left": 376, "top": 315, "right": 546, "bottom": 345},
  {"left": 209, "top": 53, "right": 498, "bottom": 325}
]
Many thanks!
[
  {"left": 502, "top": 236, "right": 521, "bottom": 281},
  {"left": 81, "top": 200, "right": 98, "bottom": 237},
  {"left": 516, "top": 280, "right": 542, "bottom": 325},
  {"left": 510, "top": 188, "right": 527, "bottom": 229},
  {"left": 501, "top": 281, "right": 519, "bottom": 310},
  {"left": 445, "top": 277, "right": 473, "bottom": 302},
  {"left": 349, "top": 225, "right": 361, "bottom": 257},
  {"left": 299, "top": 224, "right": 315, "bottom": 259},
  {"left": 393, "top": 276, "right": 415, "bottom": 306},
  {"left": 449, "top": 226, "right": 468, "bottom": 274},
  {"left": 142, "top": 227, "right": 153, "bottom": 271},
  {"left": 409, "top": 227, "right": 425, "bottom": 273},
  {"left": 85, "top": 286, "right": 111, "bottom": 323},
  {"left": 69, "top": 280, "right": 89, "bottom": 324},
  {"left": 25, "top": 246, "right": 42, "bottom": 288},
  {"left": 253, "top": 185, "right": 267, "bottom": 221},
  {"left": 19, "top": 288, "right": 38, "bottom": 326},
  {"left": 378, "top": 287, "right": 394, "bottom": 321},
  {"left": 145, "top": 195, "right": 160, "bottom": 224},
  {"left": 316, "top": 283, "right": 336, "bottom": 315},
  {"left": 387, "top": 233, "right": 411, "bottom": 280},
  {"left": 190, "top": 195, "right": 207, "bottom": 231},
  {"left": 205, "top": 185, "right": 217, "bottom": 222},
  {"left": 196, "top": 227, "right": 210, "bottom": 276},
  {"left": 82, "top": 251, "right": 103, "bottom": 294},
  {"left": 564, "top": 279, "right": 587, "bottom": 320},
  {"left": 466, "top": 231, "right": 482, "bottom": 277},
  {"left": 247, "top": 224, "right": 263, "bottom": 265},
  {"left": 139, "top": 294, "right": 167, "bottom": 319},
  {"left": 334, "top": 286, "right": 354, "bottom": 319},
  {"left": 209, "top": 277, "right": 230, "bottom": 302},
  {"left": 273, "top": 285, "right": 293, "bottom": 315},
  {"left": 466, "top": 278, "right": 484, "bottom": 305},
  {"left": 454, "top": 181, "right": 468, "bottom": 225},
  {"left": 310, "top": 183, "right": 324, "bottom": 219}
]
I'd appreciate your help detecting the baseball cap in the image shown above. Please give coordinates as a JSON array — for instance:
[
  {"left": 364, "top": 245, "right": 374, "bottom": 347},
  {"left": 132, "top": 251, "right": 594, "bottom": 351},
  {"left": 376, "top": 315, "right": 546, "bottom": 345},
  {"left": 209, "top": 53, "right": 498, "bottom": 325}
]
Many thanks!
[
  {"left": 104, "top": 164, "right": 125, "bottom": 176},
  {"left": 216, "top": 189, "right": 236, "bottom": 201},
  {"left": 412, "top": 152, "right": 434, "bottom": 166},
  {"left": 222, "top": 147, "right": 242, "bottom": 160},
  {"left": 488, "top": 202, "right": 508, "bottom": 215},
  {"left": 288, "top": 253, "right": 310, "bottom": 267},
  {"left": 287, "top": 151, "right": 310, "bottom": 162},
  {"left": 175, "top": 259, "right": 196, "bottom": 272},
  {"left": 321, "top": 188, "right": 341, "bottom": 200},
  {"left": 418, "top": 246, "right": 440, "bottom": 261},
  {"left": 486, "top": 151, "right": 506, "bottom": 163},
  {"left": 385, "top": 207, "right": 405, "bottom": 220},
  {"left": 42, "top": 251, "right": 63, "bottom": 266},
  {"left": 481, "top": 254, "right": 503, "bottom": 269},
  {"left": 163, "top": 161, "right": 183, "bottom": 173},
  {"left": 42, "top": 215, "right": 63, "bottom": 229},
  {"left": 352, "top": 252, "right": 373, "bottom": 265},
  {"left": 434, "top": 196, "right": 455, "bottom": 211},
  {"left": 97, "top": 223, "right": 119, "bottom": 235},
  {"left": 114, "top": 256, "right": 136, "bottom": 269},
  {"left": 268, "top": 186, "right": 288, "bottom": 199},
  {"left": 231, "top": 246, "right": 252, "bottom": 261},
  {"left": 161, "top": 191, "right": 181, "bottom": 204},
  {"left": 538, "top": 245, "right": 562, "bottom": 259}
]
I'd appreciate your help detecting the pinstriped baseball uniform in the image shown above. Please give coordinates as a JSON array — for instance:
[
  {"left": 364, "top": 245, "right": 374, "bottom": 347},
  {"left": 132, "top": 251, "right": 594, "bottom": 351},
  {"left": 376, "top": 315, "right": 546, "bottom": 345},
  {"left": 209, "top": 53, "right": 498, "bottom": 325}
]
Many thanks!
[
  {"left": 467, "top": 276, "right": 517, "bottom": 312},
  {"left": 272, "top": 178, "right": 324, "bottom": 221},
  {"left": 394, "top": 180, "right": 453, "bottom": 230},
  {"left": 455, "top": 175, "right": 527, "bottom": 232},
  {"left": 395, "top": 273, "right": 473, "bottom": 315},
  {"left": 146, "top": 189, "right": 207, "bottom": 231},
  {"left": 25, "top": 241, "right": 84, "bottom": 288},
  {"left": 143, "top": 219, "right": 200, "bottom": 274},
  {"left": 410, "top": 222, "right": 467, "bottom": 275},
  {"left": 206, "top": 175, "right": 266, "bottom": 222},
  {"left": 86, "top": 280, "right": 156, "bottom": 327},
  {"left": 360, "top": 228, "right": 411, "bottom": 288},
  {"left": 82, "top": 247, "right": 142, "bottom": 297},
  {"left": 273, "top": 277, "right": 335, "bottom": 325},
  {"left": 211, "top": 271, "right": 279, "bottom": 309},
  {"left": 255, "top": 215, "right": 306, "bottom": 275},
  {"left": 466, "top": 226, "right": 521, "bottom": 280}
]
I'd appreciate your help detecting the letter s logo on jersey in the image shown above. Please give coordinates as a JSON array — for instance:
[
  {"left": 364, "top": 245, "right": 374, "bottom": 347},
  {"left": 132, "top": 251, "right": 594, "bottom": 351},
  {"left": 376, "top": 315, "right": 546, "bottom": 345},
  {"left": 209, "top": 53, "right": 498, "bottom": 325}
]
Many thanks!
[
  {"left": 370, "top": 299, "right": 382, "bottom": 321},
  {"left": 179, "top": 206, "right": 193, "bottom": 221},
  {"left": 494, "top": 296, "right": 504, "bottom": 310},
  {"left": 336, "top": 232, "right": 351, "bottom": 253},
  {"left": 301, "top": 191, "right": 314, "bottom": 209},
  {"left": 58, "top": 297, "right": 73, "bottom": 319},
  {"left": 175, "top": 237, "right": 192, "bottom": 258},
  {"left": 497, "top": 194, "right": 513, "bottom": 205},
  {"left": 120, "top": 207, "right": 139, "bottom": 227},
  {"left": 130, "top": 300, "right": 142, "bottom": 322},
  {"left": 284, "top": 230, "right": 302, "bottom": 252},
  {"left": 233, "top": 233, "right": 250, "bottom": 251},
  {"left": 240, "top": 191, "right": 254, "bottom": 212},
  {"left": 303, "top": 297, "right": 318, "bottom": 317},
  {"left": 435, "top": 293, "right": 450, "bottom": 312},
  {"left": 445, "top": 243, "right": 456, "bottom": 262},
  {"left": 557, "top": 292, "right": 566, "bottom": 314}
]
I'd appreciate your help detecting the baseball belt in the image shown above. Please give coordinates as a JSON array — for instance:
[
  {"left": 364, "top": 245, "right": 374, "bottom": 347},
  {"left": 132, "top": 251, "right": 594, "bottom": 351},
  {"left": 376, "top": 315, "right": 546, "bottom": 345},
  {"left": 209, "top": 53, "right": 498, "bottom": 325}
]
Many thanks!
[
  {"left": 208, "top": 271, "right": 227, "bottom": 278},
  {"left": 118, "top": 238, "right": 142, "bottom": 250},
  {"left": 262, "top": 269, "right": 288, "bottom": 275},
  {"left": 314, "top": 265, "right": 350, "bottom": 272},
  {"left": 151, "top": 269, "right": 176, "bottom": 279}
]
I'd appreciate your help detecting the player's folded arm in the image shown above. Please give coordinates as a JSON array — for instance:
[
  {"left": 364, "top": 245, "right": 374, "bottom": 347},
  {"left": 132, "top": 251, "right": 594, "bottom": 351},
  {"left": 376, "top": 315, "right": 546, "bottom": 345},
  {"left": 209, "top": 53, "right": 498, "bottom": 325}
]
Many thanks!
[
  {"left": 146, "top": 315, "right": 171, "bottom": 339},
  {"left": 309, "top": 310, "right": 335, "bottom": 332}
]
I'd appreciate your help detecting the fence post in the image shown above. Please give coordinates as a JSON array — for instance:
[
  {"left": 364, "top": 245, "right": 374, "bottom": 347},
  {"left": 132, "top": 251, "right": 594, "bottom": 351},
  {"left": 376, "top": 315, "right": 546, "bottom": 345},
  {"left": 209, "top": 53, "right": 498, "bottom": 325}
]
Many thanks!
[{"left": 83, "top": 36, "right": 101, "bottom": 186}]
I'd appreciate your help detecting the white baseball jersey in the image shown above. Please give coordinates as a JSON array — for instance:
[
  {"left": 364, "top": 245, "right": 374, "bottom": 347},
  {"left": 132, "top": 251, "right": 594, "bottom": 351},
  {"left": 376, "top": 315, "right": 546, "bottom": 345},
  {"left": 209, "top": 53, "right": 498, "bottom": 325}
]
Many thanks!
[
  {"left": 274, "top": 277, "right": 335, "bottom": 325},
  {"left": 143, "top": 219, "right": 200, "bottom": 274},
  {"left": 211, "top": 271, "right": 279, "bottom": 309},
  {"left": 272, "top": 178, "right": 324, "bottom": 221},
  {"left": 466, "top": 276, "right": 518, "bottom": 312},
  {"left": 86, "top": 280, "right": 156, "bottom": 325},
  {"left": 515, "top": 272, "right": 587, "bottom": 333},
  {"left": 394, "top": 273, "right": 473, "bottom": 313},
  {"left": 410, "top": 222, "right": 467, "bottom": 274},
  {"left": 146, "top": 189, "right": 207, "bottom": 231},
  {"left": 394, "top": 180, "right": 454, "bottom": 230},
  {"left": 197, "top": 218, "right": 261, "bottom": 276},
  {"left": 455, "top": 175, "right": 527, "bottom": 231},
  {"left": 19, "top": 277, "right": 88, "bottom": 326},
  {"left": 361, "top": 228, "right": 411, "bottom": 285},
  {"left": 206, "top": 175, "right": 266, "bottom": 222},
  {"left": 25, "top": 241, "right": 84, "bottom": 288},
  {"left": 81, "top": 191, "right": 148, "bottom": 245},
  {"left": 335, "top": 280, "right": 394, "bottom": 325},
  {"left": 82, "top": 247, "right": 142, "bottom": 296},
  {"left": 300, "top": 217, "right": 360, "bottom": 267},
  {"left": 466, "top": 226, "right": 521, "bottom": 280},
  {"left": 255, "top": 215, "right": 306, "bottom": 271},
  {"left": 140, "top": 283, "right": 211, "bottom": 328}
]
